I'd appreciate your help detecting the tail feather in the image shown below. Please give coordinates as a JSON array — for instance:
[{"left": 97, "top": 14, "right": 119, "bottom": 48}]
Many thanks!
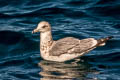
[{"left": 97, "top": 36, "right": 113, "bottom": 46}]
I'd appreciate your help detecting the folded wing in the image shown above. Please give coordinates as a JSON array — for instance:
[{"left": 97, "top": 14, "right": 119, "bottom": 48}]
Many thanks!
[{"left": 49, "top": 37, "right": 97, "bottom": 56}]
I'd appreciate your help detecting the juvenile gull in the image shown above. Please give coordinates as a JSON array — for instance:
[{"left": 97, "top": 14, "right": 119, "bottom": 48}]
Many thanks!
[{"left": 32, "top": 21, "right": 113, "bottom": 62}]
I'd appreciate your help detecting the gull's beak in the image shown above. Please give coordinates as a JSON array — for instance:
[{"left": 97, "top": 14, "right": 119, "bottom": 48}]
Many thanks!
[{"left": 32, "top": 29, "right": 39, "bottom": 34}]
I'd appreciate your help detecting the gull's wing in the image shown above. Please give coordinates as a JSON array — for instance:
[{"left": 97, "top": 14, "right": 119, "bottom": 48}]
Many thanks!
[{"left": 49, "top": 37, "right": 97, "bottom": 56}]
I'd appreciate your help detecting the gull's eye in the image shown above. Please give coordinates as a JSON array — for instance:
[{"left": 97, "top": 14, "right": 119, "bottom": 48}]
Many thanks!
[{"left": 42, "top": 25, "right": 47, "bottom": 28}]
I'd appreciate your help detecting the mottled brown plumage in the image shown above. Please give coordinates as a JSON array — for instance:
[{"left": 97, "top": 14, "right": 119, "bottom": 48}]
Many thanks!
[
  {"left": 32, "top": 21, "right": 113, "bottom": 62},
  {"left": 49, "top": 37, "right": 96, "bottom": 56}
]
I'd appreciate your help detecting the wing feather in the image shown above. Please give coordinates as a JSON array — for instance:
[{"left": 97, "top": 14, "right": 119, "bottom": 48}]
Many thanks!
[{"left": 49, "top": 37, "right": 97, "bottom": 56}]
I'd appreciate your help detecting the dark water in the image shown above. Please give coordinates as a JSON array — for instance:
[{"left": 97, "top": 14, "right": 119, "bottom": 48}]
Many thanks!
[{"left": 0, "top": 0, "right": 120, "bottom": 80}]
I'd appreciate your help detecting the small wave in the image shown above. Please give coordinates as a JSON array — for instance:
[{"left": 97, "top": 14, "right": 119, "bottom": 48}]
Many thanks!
[
  {"left": 87, "top": 52, "right": 120, "bottom": 62},
  {"left": 65, "top": 0, "right": 91, "bottom": 6},
  {"left": 96, "top": 0, "right": 117, "bottom": 4},
  {"left": 0, "top": 30, "right": 24, "bottom": 45},
  {"left": 86, "top": 5, "right": 120, "bottom": 19}
]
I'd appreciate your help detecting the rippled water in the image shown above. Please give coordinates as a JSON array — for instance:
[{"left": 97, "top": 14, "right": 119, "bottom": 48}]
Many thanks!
[{"left": 0, "top": 0, "right": 120, "bottom": 80}]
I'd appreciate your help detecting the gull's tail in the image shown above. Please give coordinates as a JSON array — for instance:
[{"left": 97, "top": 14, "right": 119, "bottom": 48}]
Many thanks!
[{"left": 97, "top": 36, "right": 113, "bottom": 46}]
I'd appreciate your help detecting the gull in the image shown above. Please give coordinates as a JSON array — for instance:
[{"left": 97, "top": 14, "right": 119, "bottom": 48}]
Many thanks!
[{"left": 32, "top": 21, "right": 113, "bottom": 62}]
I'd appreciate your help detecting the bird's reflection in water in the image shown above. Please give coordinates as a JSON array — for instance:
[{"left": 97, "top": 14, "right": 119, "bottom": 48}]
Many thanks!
[{"left": 38, "top": 60, "right": 99, "bottom": 80}]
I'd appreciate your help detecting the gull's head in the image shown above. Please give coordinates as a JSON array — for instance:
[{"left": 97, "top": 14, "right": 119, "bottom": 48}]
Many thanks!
[{"left": 32, "top": 21, "right": 51, "bottom": 33}]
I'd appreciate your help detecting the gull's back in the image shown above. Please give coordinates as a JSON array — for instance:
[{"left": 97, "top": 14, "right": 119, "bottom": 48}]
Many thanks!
[{"left": 49, "top": 37, "right": 97, "bottom": 57}]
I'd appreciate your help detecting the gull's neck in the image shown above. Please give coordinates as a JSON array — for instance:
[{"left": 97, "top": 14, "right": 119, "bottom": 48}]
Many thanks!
[{"left": 40, "top": 31, "right": 53, "bottom": 47}]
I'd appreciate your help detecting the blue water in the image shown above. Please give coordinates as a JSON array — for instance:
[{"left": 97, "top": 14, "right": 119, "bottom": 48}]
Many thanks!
[{"left": 0, "top": 0, "right": 120, "bottom": 80}]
